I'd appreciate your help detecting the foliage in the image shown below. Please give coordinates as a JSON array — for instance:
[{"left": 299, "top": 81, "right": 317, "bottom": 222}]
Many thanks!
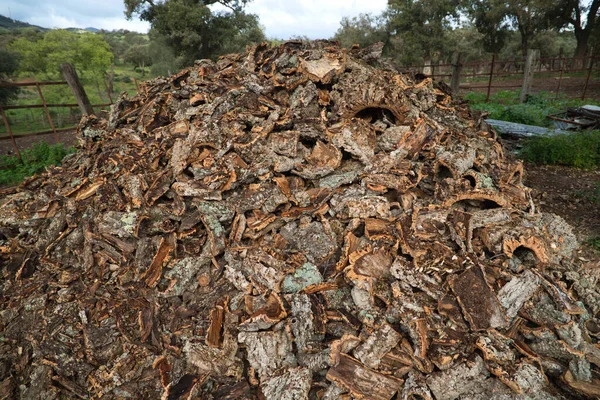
[
  {"left": 124, "top": 44, "right": 152, "bottom": 74},
  {"left": 99, "top": 30, "right": 148, "bottom": 63},
  {"left": 587, "top": 235, "right": 600, "bottom": 252},
  {"left": 148, "top": 33, "right": 181, "bottom": 77},
  {"left": 0, "top": 142, "right": 75, "bottom": 186},
  {"left": 464, "top": 90, "right": 600, "bottom": 169},
  {"left": 385, "top": 0, "right": 460, "bottom": 65},
  {"left": 463, "top": 0, "right": 510, "bottom": 53},
  {"left": 518, "top": 130, "right": 600, "bottom": 169},
  {"left": 548, "top": 0, "right": 600, "bottom": 57},
  {"left": 9, "top": 29, "right": 113, "bottom": 80},
  {"left": 465, "top": 91, "right": 600, "bottom": 127},
  {"left": 0, "top": 48, "right": 20, "bottom": 104},
  {"left": 333, "top": 14, "right": 388, "bottom": 49},
  {"left": 124, "top": 0, "right": 263, "bottom": 65},
  {"left": 0, "top": 14, "right": 45, "bottom": 30},
  {"left": 463, "top": 0, "right": 598, "bottom": 57}
]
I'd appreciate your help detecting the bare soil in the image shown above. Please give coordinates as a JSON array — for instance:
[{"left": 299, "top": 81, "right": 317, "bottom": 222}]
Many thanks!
[
  {"left": 524, "top": 163, "right": 600, "bottom": 264},
  {"left": 462, "top": 74, "right": 600, "bottom": 100}
]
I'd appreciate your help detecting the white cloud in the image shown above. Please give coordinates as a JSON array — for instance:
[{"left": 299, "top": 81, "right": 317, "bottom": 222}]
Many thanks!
[
  {"left": 3, "top": 0, "right": 386, "bottom": 37},
  {"left": 247, "top": 0, "right": 388, "bottom": 39}
]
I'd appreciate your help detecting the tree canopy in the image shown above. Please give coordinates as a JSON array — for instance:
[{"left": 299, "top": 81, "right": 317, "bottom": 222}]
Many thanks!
[
  {"left": 124, "top": 0, "right": 263, "bottom": 65},
  {"left": 9, "top": 30, "right": 113, "bottom": 79},
  {"left": 0, "top": 49, "right": 20, "bottom": 104}
]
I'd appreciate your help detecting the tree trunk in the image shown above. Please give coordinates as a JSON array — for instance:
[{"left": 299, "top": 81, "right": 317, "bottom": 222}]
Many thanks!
[
  {"left": 520, "top": 34, "right": 528, "bottom": 58},
  {"left": 108, "top": 64, "right": 114, "bottom": 97},
  {"left": 60, "top": 63, "right": 94, "bottom": 116}
]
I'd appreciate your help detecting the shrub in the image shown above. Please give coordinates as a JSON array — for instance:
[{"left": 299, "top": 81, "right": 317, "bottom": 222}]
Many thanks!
[
  {"left": 519, "top": 130, "right": 600, "bottom": 169},
  {"left": 0, "top": 142, "right": 75, "bottom": 186}
]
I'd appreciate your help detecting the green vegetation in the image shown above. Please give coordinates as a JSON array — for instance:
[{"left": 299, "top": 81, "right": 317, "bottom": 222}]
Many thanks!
[
  {"left": 332, "top": 0, "right": 598, "bottom": 66},
  {"left": 465, "top": 91, "right": 600, "bottom": 127},
  {"left": 9, "top": 29, "right": 113, "bottom": 80},
  {"left": 587, "top": 235, "right": 600, "bottom": 252},
  {"left": 125, "top": 0, "right": 265, "bottom": 66},
  {"left": 0, "top": 15, "right": 45, "bottom": 30},
  {"left": 0, "top": 142, "right": 75, "bottom": 186},
  {"left": 518, "top": 130, "right": 600, "bottom": 169},
  {"left": 464, "top": 90, "right": 600, "bottom": 169}
]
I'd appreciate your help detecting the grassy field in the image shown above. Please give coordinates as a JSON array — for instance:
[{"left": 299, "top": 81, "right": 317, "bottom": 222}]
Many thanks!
[{"left": 0, "top": 63, "right": 156, "bottom": 136}]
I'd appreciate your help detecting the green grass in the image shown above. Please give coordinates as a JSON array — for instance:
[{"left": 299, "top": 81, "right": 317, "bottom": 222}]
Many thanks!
[
  {"left": 464, "top": 90, "right": 600, "bottom": 128},
  {"left": 0, "top": 141, "right": 75, "bottom": 186},
  {"left": 0, "top": 63, "right": 154, "bottom": 136}
]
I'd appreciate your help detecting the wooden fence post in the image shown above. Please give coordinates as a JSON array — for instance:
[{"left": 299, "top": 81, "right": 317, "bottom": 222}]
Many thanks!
[
  {"left": 60, "top": 63, "right": 95, "bottom": 116},
  {"left": 35, "top": 83, "right": 59, "bottom": 144},
  {"left": 0, "top": 105, "right": 21, "bottom": 161},
  {"left": 450, "top": 52, "right": 463, "bottom": 97},
  {"left": 555, "top": 55, "right": 564, "bottom": 99},
  {"left": 520, "top": 49, "right": 540, "bottom": 103},
  {"left": 423, "top": 56, "right": 432, "bottom": 76},
  {"left": 486, "top": 54, "right": 496, "bottom": 102},
  {"left": 581, "top": 44, "right": 597, "bottom": 100}
]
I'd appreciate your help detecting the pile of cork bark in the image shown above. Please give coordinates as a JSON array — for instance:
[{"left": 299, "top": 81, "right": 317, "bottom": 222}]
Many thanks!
[{"left": 1, "top": 41, "right": 599, "bottom": 400}]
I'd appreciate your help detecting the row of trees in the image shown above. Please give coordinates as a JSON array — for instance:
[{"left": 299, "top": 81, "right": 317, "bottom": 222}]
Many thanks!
[
  {"left": 124, "top": 0, "right": 265, "bottom": 67},
  {"left": 334, "top": 0, "right": 600, "bottom": 65},
  {"left": 1, "top": 0, "right": 599, "bottom": 104}
]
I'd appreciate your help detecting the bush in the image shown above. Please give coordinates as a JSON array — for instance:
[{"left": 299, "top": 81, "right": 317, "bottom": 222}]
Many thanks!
[
  {"left": 519, "top": 130, "right": 600, "bottom": 169},
  {"left": 587, "top": 235, "right": 600, "bottom": 252},
  {"left": 0, "top": 142, "right": 76, "bottom": 186}
]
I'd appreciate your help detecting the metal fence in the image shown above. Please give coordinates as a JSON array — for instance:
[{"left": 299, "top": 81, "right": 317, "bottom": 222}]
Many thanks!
[
  {"left": 396, "top": 52, "right": 600, "bottom": 101},
  {"left": 0, "top": 80, "right": 111, "bottom": 158}
]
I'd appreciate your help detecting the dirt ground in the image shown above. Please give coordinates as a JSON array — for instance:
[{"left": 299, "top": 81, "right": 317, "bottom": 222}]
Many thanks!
[
  {"left": 524, "top": 163, "right": 600, "bottom": 264},
  {"left": 461, "top": 74, "right": 600, "bottom": 100},
  {"left": 0, "top": 129, "right": 78, "bottom": 157}
]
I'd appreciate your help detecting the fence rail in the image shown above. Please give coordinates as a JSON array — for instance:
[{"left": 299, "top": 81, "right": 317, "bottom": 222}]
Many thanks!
[
  {"left": 397, "top": 52, "right": 599, "bottom": 102},
  {"left": 0, "top": 74, "right": 112, "bottom": 159}
]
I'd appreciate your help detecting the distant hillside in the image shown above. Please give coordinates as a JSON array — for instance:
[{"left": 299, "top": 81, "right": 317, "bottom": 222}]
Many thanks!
[
  {"left": 0, "top": 14, "right": 45, "bottom": 30},
  {"left": 65, "top": 27, "right": 100, "bottom": 33}
]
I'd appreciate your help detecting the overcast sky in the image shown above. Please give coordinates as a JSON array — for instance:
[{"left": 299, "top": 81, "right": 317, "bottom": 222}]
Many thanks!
[{"left": 3, "top": 0, "right": 388, "bottom": 39}]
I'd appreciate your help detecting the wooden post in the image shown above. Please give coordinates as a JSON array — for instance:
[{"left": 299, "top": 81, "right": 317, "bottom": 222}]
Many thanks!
[
  {"left": 520, "top": 49, "right": 539, "bottom": 103},
  {"left": 35, "top": 83, "right": 59, "bottom": 143},
  {"left": 555, "top": 56, "right": 564, "bottom": 100},
  {"left": 0, "top": 105, "right": 21, "bottom": 161},
  {"left": 60, "top": 63, "right": 94, "bottom": 116},
  {"left": 486, "top": 54, "right": 496, "bottom": 102},
  {"left": 582, "top": 44, "right": 597, "bottom": 100},
  {"left": 450, "top": 52, "right": 463, "bottom": 97}
]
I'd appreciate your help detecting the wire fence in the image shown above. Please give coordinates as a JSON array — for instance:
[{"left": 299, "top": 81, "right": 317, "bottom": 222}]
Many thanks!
[
  {"left": 0, "top": 80, "right": 111, "bottom": 158},
  {"left": 396, "top": 52, "right": 600, "bottom": 101}
]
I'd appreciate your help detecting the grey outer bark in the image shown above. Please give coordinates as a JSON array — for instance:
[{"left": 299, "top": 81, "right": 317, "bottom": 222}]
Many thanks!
[
  {"left": 520, "top": 49, "right": 539, "bottom": 103},
  {"left": 450, "top": 52, "right": 463, "bottom": 97}
]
